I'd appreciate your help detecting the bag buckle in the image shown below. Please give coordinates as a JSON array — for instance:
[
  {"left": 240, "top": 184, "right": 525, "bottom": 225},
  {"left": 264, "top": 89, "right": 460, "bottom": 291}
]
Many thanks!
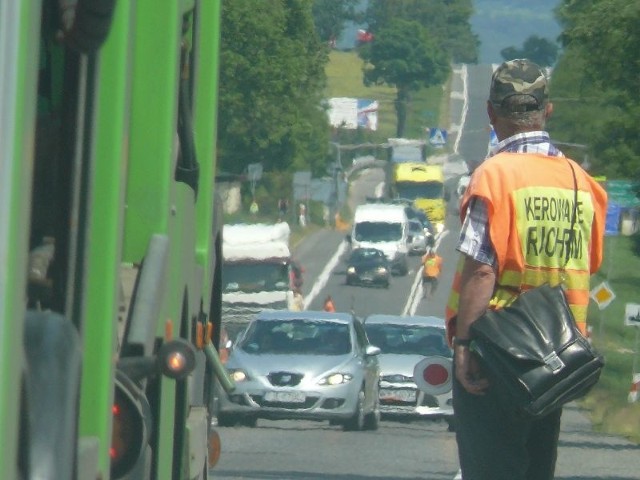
[{"left": 543, "top": 352, "right": 565, "bottom": 373}]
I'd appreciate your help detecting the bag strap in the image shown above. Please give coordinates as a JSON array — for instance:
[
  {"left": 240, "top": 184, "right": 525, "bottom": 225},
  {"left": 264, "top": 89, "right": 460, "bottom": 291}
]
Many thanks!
[{"left": 562, "top": 158, "right": 579, "bottom": 286}]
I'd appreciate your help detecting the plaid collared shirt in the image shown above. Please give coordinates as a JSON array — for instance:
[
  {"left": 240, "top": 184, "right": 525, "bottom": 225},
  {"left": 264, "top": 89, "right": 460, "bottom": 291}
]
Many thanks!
[{"left": 457, "top": 131, "right": 564, "bottom": 268}]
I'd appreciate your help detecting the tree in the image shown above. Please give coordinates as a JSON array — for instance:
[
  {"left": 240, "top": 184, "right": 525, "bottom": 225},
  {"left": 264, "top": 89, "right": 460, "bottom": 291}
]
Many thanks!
[
  {"left": 311, "top": 0, "right": 359, "bottom": 46},
  {"left": 359, "top": 19, "right": 450, "bottom": 137},
  {"left": 548, "top": 0, "right": 640, "bottom": 179},
  {"left": 364, "top": 0, "right": 479, "bottom": 64},
  {"left": 500, "top": 35, "right": 559, "bottom": 67},
  {"left": 218, "top": 0, "right": 330, "bottom": 175}
]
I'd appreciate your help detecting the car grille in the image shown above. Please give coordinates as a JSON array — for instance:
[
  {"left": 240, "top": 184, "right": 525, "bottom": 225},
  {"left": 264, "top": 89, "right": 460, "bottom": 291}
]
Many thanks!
[
  {"left": 250, "top": 394, "right": 319, "bottom": 409},
  {"left": 267, "top": 371, "right": 303, "bottom": 387},
  {"left": 381, "top": 374, "right": 413, "bottom": 383}
]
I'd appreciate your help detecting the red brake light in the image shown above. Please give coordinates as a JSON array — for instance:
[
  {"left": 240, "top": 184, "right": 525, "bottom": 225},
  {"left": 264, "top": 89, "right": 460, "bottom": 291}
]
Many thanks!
[{"left": 423, "top": 363, "right": 449, "bottom": 386}]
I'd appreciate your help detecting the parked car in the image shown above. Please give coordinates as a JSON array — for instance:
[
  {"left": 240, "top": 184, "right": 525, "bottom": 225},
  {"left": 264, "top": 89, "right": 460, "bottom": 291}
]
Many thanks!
[
  {"left": 363, "top": 314, "right": 454, "bottom": 429},
  {"left": 345, "top": 247, "right": 391, "bottom": 288},
  {"left": 390, "top": 198, "right": 436, "bottom": 246},
  {"left": 408, "top": 219, "right": 429, "bottom": 255},
  {"left": 217, "top": 310, "right": 381, "bottom": 431}
]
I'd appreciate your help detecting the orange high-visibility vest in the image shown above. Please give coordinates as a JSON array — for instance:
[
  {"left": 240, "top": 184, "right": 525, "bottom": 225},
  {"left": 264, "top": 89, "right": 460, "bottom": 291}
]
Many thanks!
[
  {"left": 445, "top": 153, "right": 607, "bottom": 342},
  {"left": 423, "top": 254, "right": 443, "bottom": 277}
]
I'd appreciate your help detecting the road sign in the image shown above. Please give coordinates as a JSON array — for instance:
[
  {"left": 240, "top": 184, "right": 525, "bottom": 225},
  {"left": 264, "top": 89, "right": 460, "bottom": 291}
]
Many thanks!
[
  {"left": 590, "top": 281, "right": 615, "bottom": 310},
  {"left": 429, "top": 128, "right": 447, "bottom": 148},
  {"left": 625, "top": 303, "right": 640, "bottom": 327}
]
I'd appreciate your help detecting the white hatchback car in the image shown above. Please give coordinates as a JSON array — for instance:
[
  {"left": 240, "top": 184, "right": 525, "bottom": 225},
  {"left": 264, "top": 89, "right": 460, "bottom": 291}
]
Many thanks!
[{"left": 364, "top": 314, "right": 454, "bottom": 430}]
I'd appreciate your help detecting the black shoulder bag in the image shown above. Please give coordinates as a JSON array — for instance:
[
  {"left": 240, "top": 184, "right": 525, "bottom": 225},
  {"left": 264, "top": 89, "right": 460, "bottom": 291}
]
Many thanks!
[{"left": 469, "top": 160, "right": 605, "bottom": 419}]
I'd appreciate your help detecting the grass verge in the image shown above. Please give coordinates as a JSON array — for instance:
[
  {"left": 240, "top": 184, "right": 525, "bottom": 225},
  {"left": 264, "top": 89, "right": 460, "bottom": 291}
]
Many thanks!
[
  {"left": 325, "top": 50, "right": 448, "bottom": 142},
  {"left": 582, "top": 235, "right": 640, "bottom": 443}
]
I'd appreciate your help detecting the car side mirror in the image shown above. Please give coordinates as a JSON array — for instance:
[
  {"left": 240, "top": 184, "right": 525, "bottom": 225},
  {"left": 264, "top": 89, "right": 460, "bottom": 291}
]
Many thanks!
[
  {"left": 365, "top": 345, "right": 381, "bottom": 356},
  {"left": 407, "top": 235, "right": 413, "bottom": 243}
]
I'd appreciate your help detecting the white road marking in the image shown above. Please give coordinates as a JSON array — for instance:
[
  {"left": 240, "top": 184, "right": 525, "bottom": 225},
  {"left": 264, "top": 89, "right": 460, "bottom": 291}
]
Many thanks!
[
  {"left": 303, "top": 240, "right": 349, "bottom": 310},
  {"left": 452, "top": 64, "right": 468, "bottom": 155},
  {"left": 401, "top": 230, "right": 449, "bottom": 315}
]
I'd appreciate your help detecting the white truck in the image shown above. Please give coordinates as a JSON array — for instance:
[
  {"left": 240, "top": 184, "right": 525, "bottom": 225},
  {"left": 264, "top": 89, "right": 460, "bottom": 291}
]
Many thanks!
[
  {"left": 222, "top": 223, "right": 298, "bottom": 339},
  {"left": 387, "top": 138, "right": 426, "bottom": 163},
  {"left": 348, "top": 203, "right": 410, "bottom": 276}
]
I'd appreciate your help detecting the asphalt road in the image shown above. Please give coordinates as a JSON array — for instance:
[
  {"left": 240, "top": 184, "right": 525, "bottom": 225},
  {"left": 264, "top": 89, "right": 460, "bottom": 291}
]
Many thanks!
[{"left": 211, "top": 63, "right": 640, "bottom": 480}]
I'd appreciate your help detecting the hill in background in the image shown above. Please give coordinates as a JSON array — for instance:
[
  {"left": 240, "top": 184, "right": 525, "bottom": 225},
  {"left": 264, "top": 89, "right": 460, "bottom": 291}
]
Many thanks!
[
  {"left": 472, "top": 0, "right": 562, "bottom": 64},
  {"left": 336, "top": 0, "right": 562, "bottom": 66}
]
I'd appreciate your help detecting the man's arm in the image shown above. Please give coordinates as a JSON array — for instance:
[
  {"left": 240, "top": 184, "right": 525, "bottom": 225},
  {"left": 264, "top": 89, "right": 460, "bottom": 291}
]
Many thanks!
[
  {"left": 454, "top": 254, "right": 495, "bottom": 395},
  {"left": 455, "top": 255, "right": 496, "bottom": 339}
]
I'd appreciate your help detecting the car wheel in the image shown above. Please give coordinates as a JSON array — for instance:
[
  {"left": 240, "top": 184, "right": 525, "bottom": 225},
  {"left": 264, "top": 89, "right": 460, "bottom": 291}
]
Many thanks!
[
  {"left": 384, "top": 280, "right": 390, "bottom": 289},
  {"left": 363, "top": 395, "right": 380, "bottom": 431},
  {"left": 241, "top": 416, "right": 258, "bottom": 427},
  {"left": 217, "top": 413, "right": 239, "bottom": 427},
  {"left": 343, "top": 389, "right": 365, "bottom": 431}
]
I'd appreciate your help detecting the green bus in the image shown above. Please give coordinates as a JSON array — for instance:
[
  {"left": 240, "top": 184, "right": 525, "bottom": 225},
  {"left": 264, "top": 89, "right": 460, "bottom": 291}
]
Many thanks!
[{"left": 1, "top": 1, "right": 231, "bottom": 478}]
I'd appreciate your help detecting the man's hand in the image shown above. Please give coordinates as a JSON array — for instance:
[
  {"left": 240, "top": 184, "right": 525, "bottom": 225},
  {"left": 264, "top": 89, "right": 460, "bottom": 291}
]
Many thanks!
[{"left": 455, "top": 345, "right": 489, "bottom": 395}]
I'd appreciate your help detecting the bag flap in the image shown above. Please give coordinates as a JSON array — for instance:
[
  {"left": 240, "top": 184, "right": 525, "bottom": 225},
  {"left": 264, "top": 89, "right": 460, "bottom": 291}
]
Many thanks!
[{"left": 470, "top": 284, "right": 577, "bottom": 363}]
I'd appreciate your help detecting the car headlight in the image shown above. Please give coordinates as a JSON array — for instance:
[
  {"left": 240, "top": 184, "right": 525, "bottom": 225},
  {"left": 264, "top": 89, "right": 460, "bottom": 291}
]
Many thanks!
[
  {"left": 376, "top": 266, "right": 388, "bottom": 274},
  {"left": 318, "top": 373, "right": 353, "bottom": 385},
  {"left": 346, "top": 266, "right": 356, "bottom": 275},
  {"left": 227, "top": 369, "right": 248, "bottom": 382}
]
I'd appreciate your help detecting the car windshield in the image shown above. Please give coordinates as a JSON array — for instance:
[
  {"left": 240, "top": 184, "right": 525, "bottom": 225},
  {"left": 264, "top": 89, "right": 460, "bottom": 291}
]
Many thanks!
[
  {"left": 365, "top": 323, "right": 451, "bottom": 357},
  {"left": 222, "top": 262, "right": 289, "bottom": 293},
  {"left": 354, "top": 221, "right": 402, "bottom": 242},
  {"left": 395, "top": 181, "right": 443, "bottom": 200},
  {"left": 409, "top": 222, "right": 422, "bottom": 234},
  {"left": 238, "top": 319, "right": 351, "bottom": 355},
  {"left": 350, "top": 249, "right": 384, "bottom": 262}
]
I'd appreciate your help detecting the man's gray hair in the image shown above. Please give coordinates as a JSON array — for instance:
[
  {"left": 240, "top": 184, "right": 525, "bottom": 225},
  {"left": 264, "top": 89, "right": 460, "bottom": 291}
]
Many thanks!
[{"left": 496, "top": 95, "right": 546, "bottom": 129}]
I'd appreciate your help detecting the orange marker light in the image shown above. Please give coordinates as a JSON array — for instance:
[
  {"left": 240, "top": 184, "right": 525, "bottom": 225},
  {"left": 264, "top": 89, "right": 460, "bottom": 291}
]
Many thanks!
[
  {"left": 165, "top": 319, "right": 173, "bottom": 341},
  {"left": 196, "top": 323, "right": 204, "bottom": 349},
  {"left": 167, "top": 352, "right": 187, "bottom": 373}
]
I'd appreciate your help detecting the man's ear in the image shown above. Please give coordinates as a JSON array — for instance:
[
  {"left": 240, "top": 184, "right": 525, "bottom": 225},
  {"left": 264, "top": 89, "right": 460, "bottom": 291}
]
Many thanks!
[
  {"left": 487, "top": 101, "right": 497, "bottom": 124},
  {"left": 544, "top": 102, "right": 554, "bottom": 119}
]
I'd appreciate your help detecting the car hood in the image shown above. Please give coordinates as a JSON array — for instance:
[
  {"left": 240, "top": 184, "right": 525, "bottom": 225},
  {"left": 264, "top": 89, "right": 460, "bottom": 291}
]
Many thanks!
[
  {"left": 377, "top": 353, "right": 427, "bottom": 377},
  {"left": 355, "top": 241, "right": 405, "bottom": 258},
  {"left": 222, "top": 291, "right": 289, "bottom": 306},
  {"left": 228, "top": 350, "right": 356, "bottom": 378}
]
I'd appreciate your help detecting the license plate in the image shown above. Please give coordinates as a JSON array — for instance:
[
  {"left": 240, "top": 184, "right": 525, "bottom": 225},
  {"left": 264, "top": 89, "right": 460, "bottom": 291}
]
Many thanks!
[
  {"left": 380, "top": 389, "right": 417, "bottom": 402},
  {"left": 361, "top": 275, "right": 374, "bottom": 282},
  {"left": 264, "top": 391, "right": 306, "bottom": 403}
]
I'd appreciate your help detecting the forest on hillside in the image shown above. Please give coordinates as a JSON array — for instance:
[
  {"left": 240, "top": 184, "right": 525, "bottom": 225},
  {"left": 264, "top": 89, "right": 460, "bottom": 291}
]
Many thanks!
[{"left": 472, "top": 0, "right": 562, "bottom": 64}]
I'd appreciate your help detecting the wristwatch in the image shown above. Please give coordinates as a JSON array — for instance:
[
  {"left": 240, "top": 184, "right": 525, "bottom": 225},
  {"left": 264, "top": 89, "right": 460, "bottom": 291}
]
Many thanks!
[{"left": 453, "top": 337, "right": 472, "bottom": 348}]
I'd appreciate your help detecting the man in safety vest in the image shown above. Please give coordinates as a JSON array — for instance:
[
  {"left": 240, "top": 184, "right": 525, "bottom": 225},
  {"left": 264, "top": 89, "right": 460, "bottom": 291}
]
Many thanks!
[
  {"left": 446, "top": 59, "right": 607, "bottom": 480},
  {"left": 421, "top": 248, "right": 442, "bottom": 298}
]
